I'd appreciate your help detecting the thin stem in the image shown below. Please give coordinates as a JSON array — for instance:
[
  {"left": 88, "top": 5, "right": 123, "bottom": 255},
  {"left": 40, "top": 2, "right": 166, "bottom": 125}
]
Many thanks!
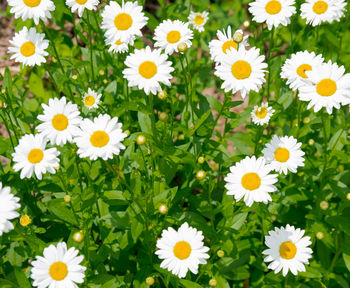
[
  {"left": 320, "top": 112, "right": 328, "bottom": 191},
  {"left": 184, "top": 54, "right": 195, "bottom": 122},
  {"left": 211, "top": 93, "right": 229, "bottom": 137},
  {"left": 0, "top": 112, "right": 15, "bottom": 150},
  {"left": 179, "top": 54, "right": 190, "bottom": 115},
  {"left": 267, "top": 27, "right": 275, "bottom": 101},
  {"left": 86, "top": 11, "right": 95, "bottom": 83}
]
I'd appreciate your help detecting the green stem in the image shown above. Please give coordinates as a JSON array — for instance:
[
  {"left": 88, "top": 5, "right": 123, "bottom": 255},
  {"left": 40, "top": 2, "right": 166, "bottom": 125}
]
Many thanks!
[
  {"left": 184, "top": 54, "right": 195, "bottom": 122},
  {"left": 320, "top": 112, "right": 328, "bottom": 191},
  {"left": 0, "top": 112, "right": 15, "bottom": 150},
  {"left": 267, "top": 27, "right": 275, "bottom": 101},
  {"left": 86, "top": 11, "right": 95, "bottom": 83},
  {"left": 179, "top": 54, "right": 190, "bottom": 116},
  {"left": 211, "top": 93, "right": 229, "bottom": 137}
]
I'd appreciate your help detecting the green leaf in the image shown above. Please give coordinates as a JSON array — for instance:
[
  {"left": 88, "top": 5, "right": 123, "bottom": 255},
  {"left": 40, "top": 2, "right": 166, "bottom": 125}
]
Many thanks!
[
  {"left": 186, "top": 109, "right": 211, "bottom": 137},
  {"left": 47, "top": 199, "right": 78, "bottom": 226},
  {"left": 179, "top": 279, "right": 202, "bottom": 288},
  {"left": 14, "top": 268, "right": 31, "bottom": 288},
  {"left": 343, "top": 253, "right": 350, "bottom": 272}
]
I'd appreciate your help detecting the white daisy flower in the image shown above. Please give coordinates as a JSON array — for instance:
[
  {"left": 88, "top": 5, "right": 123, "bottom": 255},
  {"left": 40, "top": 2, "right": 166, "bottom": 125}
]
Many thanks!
[
  {"left": 249, "top": 0, "right": 296, "bottom": 30},
  {"left": 66, "top": 0, "right": 99, "bottom": 18},
  {"left": 75, "top": 114, "right": 127, "bottom": 161},
  {"left": 123, "top": 46, "right": 174, "bottom": 95},
  {"left": 214, "top": 46, "right": 268, "bottom": 98},
  {"left": 36, "top": 97, "right": 82, "bottom": 146},
  {"left": 105, "top": 35, "right": 135, "bottom": 54},
  {"left": 101, "top": 1, "right": 148, "bottom": 43},
  {"left": 209, "top": 26, "right": 249, "bottom": 64},
  {"left": 154, "top": 19, "right": 194, "bottom": 55},
  {"left": 263, "top": 224, "right": 313, "bottom": 276},
  {"left": 0, "top": 182, "right": 20, "bottom": 236},
  {"left": 298, "top": 60, "right": 350, "bottom": 114},
  {"left": 8, "top": 0, "right": 55, "bottom": 25},
  {"left": 12, "top": 134, "right": 60, "bottom": 180},
  {"left": 188, "top": 11, "right": 209, "bottom": 32},
  {"left": 281, "top": 51, "right": 324, "bottom": 91},
  {"left": 224, "top": 156, "right": 278, "bottom": 207},
  {"left": 83, "top": 88, "right": 102, "bottom": 110},
  {"left": 8, "top": 27, "right": 49, "bottom": 67},
  {"left": 262, "top": 135, "right": 305, "bottom": 175},
  {"left": 30, "top": 242, "right": 86, "bottom": 288},
  {"left": 300, "top": 0, "right": 346, "bottom": 26},
  {"left": 155, "top": 222, "right": 210, "bottom": 278},
  {"left": 251, "top": 102, "right": 275, "bottom": 125}
]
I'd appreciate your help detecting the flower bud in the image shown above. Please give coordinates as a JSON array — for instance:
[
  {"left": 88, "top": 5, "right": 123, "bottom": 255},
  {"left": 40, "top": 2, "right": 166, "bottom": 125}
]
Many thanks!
[
  {"left": 209, "top": 279, "right": 217, "bottom": 287},
  {"left": 72, "top": 74, "right": 78, "bottom": 80},
  {"left": 158, "top": 112, "right": 168, "bottom": 122},
  {"left": 320, "top": 200, "right": 329, "bottom": 210},
  {"left": 217, "top": 250, "right": 225, "bottom": 258},
  {"left": 157, "top": 90, "right": 167, "bottom": 100},
  {"left": 308, "top": 139, "right": 315, "bottom": 145},
  {"left": 124, "top": 130, "right": 130, "bottom": 137},
  {"left": 196, "top": 170, "right": 206, "bottom": 180},
  {"left": 233, "top": 31, "right": 243, "bottom": 43},
  {"left": 303, "top": 117, "right": 311, "bottom": 124},
  {"left": 145, "top": 276, "right": 155, "bottom": 285},
  {"left": 347, "top": 193, "right": 350, "bottom": 201},
  {"left": 99, "top": 70, "right": 105, "bottom": 76},
  {"left": 243, "top": 20, "right": 250, "bottom": 28},
  {"left": 178, "top": 134, "right": 185, "bottom": 141},
  {"left": 177, "top": 42, "right": 188, "bottom": 53},
  {"left": 316, "top": 232, "right": 324, "bottom": 240},
  {"left": 158, "top": 204, "right": 168, "bottom": 215},
  {"left": 136, "top": 135, "right": 146, "bottom": 145},
  {"left": 73, "top": 230, "right": 84, "bottom": 243},
  {"left": 64, "top": 195, "right": 71, "bottom": 203},
  {"left": 198, "top": 156, "right": 205, "bottom": 164},
  {"left": 20, "top": 215, "right": 32, "bottom": 227}
]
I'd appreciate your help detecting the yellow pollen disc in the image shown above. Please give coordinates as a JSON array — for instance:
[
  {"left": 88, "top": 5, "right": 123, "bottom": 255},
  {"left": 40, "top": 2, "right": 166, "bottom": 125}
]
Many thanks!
[
  {"left": 279, "top": 241, "right": 297, "bottom": 260},
  {"left": 296, "top": 64, "right": 312, "bottom": 79},
  {"left": 23, "top": 0, "right": 41, "bottom": 7},
  {"left": 166, "top": 30, "right": 181, "bottom": 44},
  {"left": 255, "top": 107, "right": 268, "bottom": 119},
  {"left": 90, "top": 131, "right": 110, "bottom": 147},
  {"left": 231, "top": 60, "right": 252, "bottom": 79},
  {"left": 194, "top": 15, "right": 204, "bottom": 25},
  {"left": 222, "top": 40, "right": 238, "bottom": 54},
  {"left": 49, "top": 261, "right": 68, "bottom": 281},
  {"left": 173, "top": 241, "right": 192, "bottom": 260},
  {"left": 138, "top": 61, "right": 157, "bottom": 79},
  {"left": 316, "top": 78, "right": 337, "bottom": 97},
  {"left": 265, "top": 0, "right": 282, "bottom": 14},
  {"left": 115, "top": 40, "right": 124, "bottom": 45},
  {"left": 27, "top": 148, "right": 44, "bottom": 164},
  {"left": 20, "top": 41, "right": 35, "bottom": 57},
  {"left": 76, "top": 0, "right": 87, "bottom": 4},
  {"left": 274, "top": 147, "right": 290, "bottom": 162},
  {"left": 20, "top": 215, "right": 31, "bottom": 226},
  {"left": 84, "top": 95, "right": 95, "bottom": 106},
  {"left": 52, "top": 114, "right": 69, "bottom": 131},
  {"left": 241, "top": 172, "right": 261, "bottom": 191},
  {"left": 313, "top": 1, "right": 328, "bottom": 14},
  {"left": 114, "top": 13, "right": 133, "bottom": 30}
]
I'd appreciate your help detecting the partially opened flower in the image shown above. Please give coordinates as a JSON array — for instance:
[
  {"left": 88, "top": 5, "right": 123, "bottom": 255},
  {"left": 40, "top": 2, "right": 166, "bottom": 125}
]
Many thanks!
[
  {"left": 75, "top": 114, "right": 127, "bottom": 160},
  {"left": 12, "top": 134, "right": 60, "bottom": 180},
  {"left": 155, "top": 222, "right": 210, "bottom": 278},
  {"left": 83, "top": 88, "right": 102, "bottom": 110},
  {"left": 300, "top": 0, "right": 346, "bottom": 26},
  {"left": 66, "top": 0, "right": 99, "bottom": 17},
  {"left": 215, "top": 46, "right": 267, "bottom": 98},
  {"left": 8, "top": 27, "right": 49, "bottom": 67},
  {"left": 105, "top": 35, "right": 135, "bottom": 54},
  {"left": 0, "top": 183, "right": 20, "bottom": 236},
  {"left": 123, "top": 46, "right": 174, "bottom": 95},
  {"left": 101, "top": 1, "right": 148, "bottom": 43},
  {"left": 209, "top": 26, "right": 249, "bottom": 64},
  {"left": 154, "top": 19, "right": 193, "bottom": 55},
  {"left": 281, "top": 50, "right": 324, "bottom": 91},
  {"left": 188, "top": 11, "right": 209, "bottom": 32},
  {"left": 263, "top": 224, "right": 313, "bottom": 276},
  {"left": 8, "top": 0, "right": 55, "bottom": 24},
  {"left": 251, "top": 102, "right": 275, "bottom": 125},
  {"left": 224, "top": 156, "right": 278, "bottom": 207},
  {"left": 31, "top": 242, "right": 86, "bottom": 288},
  {"left": 37, "top": 96, "right": 82, "bottom": 146},
  {"left": 262, "top": 135, "right": 305, "bottom": 175},
  {"left": 249, "top": 0, "right": 296, "bottom": 30},
  {"left": 298, "top": 60, "right": 350, "bottom": 114}
]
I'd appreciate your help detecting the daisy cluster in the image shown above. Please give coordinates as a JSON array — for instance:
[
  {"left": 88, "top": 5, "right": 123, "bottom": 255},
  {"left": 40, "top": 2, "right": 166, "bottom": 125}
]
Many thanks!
[{"left": 2, "top": 0, "right": 349, "bottom": 285}]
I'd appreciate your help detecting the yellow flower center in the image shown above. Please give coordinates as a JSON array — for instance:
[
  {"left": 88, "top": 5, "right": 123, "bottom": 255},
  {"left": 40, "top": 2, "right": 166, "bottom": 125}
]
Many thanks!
[
  {"left": 241, "top": 172, "right": 261, "bottom": 191},
  {"left": 90, "top": 131, "right": 110, "bottom": 147},
  {"left": 52, "top": 114, "right": 69, "bottom": 131},
  {"left": 166, "top": 30, "right": 181, "bottom": 44},
  {"left": 222, "top": 40, "right": 238, "bottom": 54},
  {"left": 265, "top": 0, "right": 282, "bottom": 14},
  {"left": 49, "top": 261, "right": 68, "bottom": 281},
  {"left": 115, "top": 40, "right": 124, "bottom": 45},
  {"left": 20, "top": 41, "right": 35, "bottom": 57},
  {"left": 114, "top": 13, "right": 133, "bottom": 30},
  {"left": 194, "top": 15, "right": 204, "bottom": 25},
  {"left": 296, "top": 64, "right": 312, "bottom": 79},
  {"left": 231, "top": 60, "right": 252, "bottom": 79},
  {"left": 316, "top": 79, "right": 337, "bottom": 97},
  {"left": 20, "top": 215, "right": 32, "bottom": 227},
  {"left": 313, "top": 1, "right": 328, "bottom": 14},
  {"left": 138, "top": 61, "right": 157, "bottom": 79},
  {"left": 27, "top": 148, "right": 44, "bottom": 164},
  {"left": 173, "top": 241, "right": 192, "bottom": 260},
  {"left": 255, "top": 107, "right": 268, "bottom": 119},
  {"left": 274, "top": 147, "right": 290, "bottom": 162},
  {"left": 23, "top": 0, "right": 41, "bottom": 7},
  {"left": 84, "top": 95, "right": 95, "bottom": 106},
  {"left": 279, "top": 241, "right": 297, "bottom": 260},
  {"left": 75, "top": 0, "right": 87, "bottom": 4}
]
